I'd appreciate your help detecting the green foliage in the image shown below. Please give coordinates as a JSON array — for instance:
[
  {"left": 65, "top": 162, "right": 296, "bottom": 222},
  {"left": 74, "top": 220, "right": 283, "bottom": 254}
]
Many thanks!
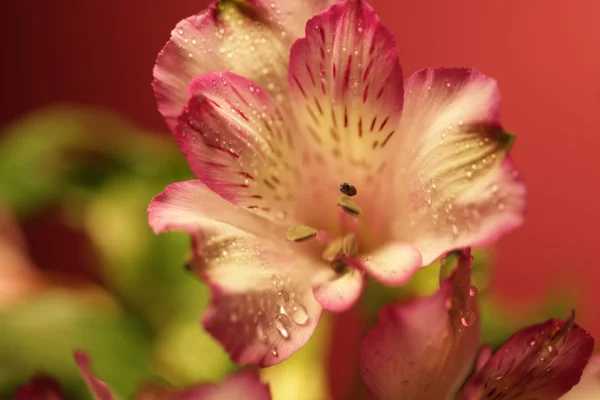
[{"left": 0, "top": 106, "right": 234, "bottom": 396}]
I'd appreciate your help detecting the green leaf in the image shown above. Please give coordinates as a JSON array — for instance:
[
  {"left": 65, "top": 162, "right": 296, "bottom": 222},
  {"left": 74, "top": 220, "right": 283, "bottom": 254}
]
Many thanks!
[{"left": 0, "top": 287, "right": 151, "bottom": 399}]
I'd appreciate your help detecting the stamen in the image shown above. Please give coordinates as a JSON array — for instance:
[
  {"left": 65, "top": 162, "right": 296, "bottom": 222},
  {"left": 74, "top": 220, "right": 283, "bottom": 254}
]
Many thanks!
[
  {"left": 549, "top": 309, "right": 576, "bottom": 347},
  {"left": 286, "top": 224, "right": 318, "bottom": 242},
  {"left": 339, "top": 181, "right": 358, "bottom": 196},
  {"left": 337, "top": 195, "right": 363, "bottom": 217},
  {"left": 342, "top": 234, "right": 358, "bottom": 257},
  {"left": 322, "top": 237, "right": 344, "bottom": 262}
]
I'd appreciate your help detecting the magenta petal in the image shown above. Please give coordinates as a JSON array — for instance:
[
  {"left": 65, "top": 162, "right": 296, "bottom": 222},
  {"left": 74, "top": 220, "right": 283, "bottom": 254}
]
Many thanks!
[
  {"left": 312, "top": 268, "right": 365, "bottom": 312},
  {"left": 149, "top": 180, "right": 326, "bottom": 366},
  {"left": 360, "top": 250, "right": 479, "bottom": 400},
  {"left": 148, "top": 180, "right": 280, "bottom": 238},
  {"left": 175, "top": 72, "right": 298, "bottom": 223},
  {"left": 73, "top": 352, "right": 115, "bottom": 400},
  {"left": 362, "top": 243, "right": 422, "bottom": 285},
  {"left": 391, "top": 67, "right": 526, "bottom": 265},
  {"left": 182, "top": 371, "right": 271, "bottom": 400},
  {"left": 15, "top": 375, "right": 68, "bottom": 400},
  {"left": 286, "top": 0, "right": 404, "bottom": 230},
  {"left": 197, "top": 228, "right": 323, "bottom": 367},
  {"left": 460, "top": 316, "right": 595, "bottom": 400},
  {"left": 153, "top": 0, "right": 337, "bottom": 130}
]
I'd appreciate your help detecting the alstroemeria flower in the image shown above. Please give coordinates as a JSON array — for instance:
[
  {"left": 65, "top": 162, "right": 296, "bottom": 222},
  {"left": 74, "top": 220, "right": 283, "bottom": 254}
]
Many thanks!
[
  {"left": 360, "top": 249, "right": 595, "bottom": 400},
  {"left": 74, "top": 352, "right": 272, "bottom": 400},
  {"left": 16, "top": 375, "right": 68, "bottom": 400},
  {"left": 149, "top": 0, "right": 526, "bottom": 365}
]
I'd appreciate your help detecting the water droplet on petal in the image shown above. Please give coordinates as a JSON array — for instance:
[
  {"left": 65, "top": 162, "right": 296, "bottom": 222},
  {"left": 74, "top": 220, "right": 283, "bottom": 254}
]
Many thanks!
[
  {"left": 276, "top": 291, "right": 290, "bottom": 306},
  {"left": 256, "top": 325, "right": 268, "bottom": 343},
  {"left": 288, "top": 303, "right": 309, "bottom": 325},
  {"left": 460, "top": 309, "right": 476, "bottom": 327},
  {"left": 469, "top": 285, "right": 478, "bottom": 297},
  {"left": 274, "top": 315, "right": 290, "bottom": 339},
  {"left": 271, "top": 346, "right": 279, "bottom": 357},
  {"left": 444, "top": 297, "right": 453, "bottom": 310}
]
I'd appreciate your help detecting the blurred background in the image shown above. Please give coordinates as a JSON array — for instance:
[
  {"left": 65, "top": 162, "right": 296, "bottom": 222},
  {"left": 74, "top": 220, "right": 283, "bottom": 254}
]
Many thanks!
[{"left": 1, "top": 0, "right": 599, "bottom": 399}]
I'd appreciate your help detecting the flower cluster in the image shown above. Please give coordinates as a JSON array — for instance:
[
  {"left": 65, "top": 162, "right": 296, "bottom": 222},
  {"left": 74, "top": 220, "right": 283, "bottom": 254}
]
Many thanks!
[{"left": 67, "top": 0, "right": 598, "bottom": 399}]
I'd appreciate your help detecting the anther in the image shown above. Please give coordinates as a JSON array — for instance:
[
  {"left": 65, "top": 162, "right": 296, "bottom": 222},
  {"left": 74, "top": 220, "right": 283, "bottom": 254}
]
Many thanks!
[
  {"left": 340, "top": 181, "right": 358, "bottom": 196},
  {"left": 337, "top": 195, "right": 362, "bottom": 217},
  {"left": 286, "top": 224, "right": 318, "bottom": 242}
]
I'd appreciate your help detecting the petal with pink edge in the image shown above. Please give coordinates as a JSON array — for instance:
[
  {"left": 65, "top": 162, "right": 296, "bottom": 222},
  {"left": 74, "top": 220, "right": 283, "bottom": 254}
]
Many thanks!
[
  {"left": 153, "top": 0, "right": 337, "bottom": 129},
  {"left": 74, "top": 352, "right": 115, "bottom": 400},
  {"left": 390, "top": 68, "right": 526, "bottom": 265},
  {"left": 149, "top": 180, "right": 326, "bottom": 365},
  {"left": 175, "top": 72, "right": 299, "bottom": 224},
  {"left": 136, "top": 371, "right": 271, "bottom": 400},
  {"left": 194, "top": 224, "right": 324, "bottom": 367},
  {"left": 560, "top": 354, "right": 600, "bottom": 400},
  {"left": 312, "top": 267, "right": 365, "bottom": 312},
  {"left": 287, "top": 0, "right": 404, "bottom": 232},
  {"left": 362, "top": 242, "right": 422, "bottom": 285},
  {"left": 15, "top": 375, "right": 68, "bottom": 400},
  {"left": 360, "top": 250, "right": 479, "bottom": 400},
  {"left": 460, "top": 313, "right": 595, "bottom": 400},
  {"left": 148, "top": 179, "right": 281, "bottom": 239},
  {"left": 182, "top": 370, "right": 271, "bottom": 400}
]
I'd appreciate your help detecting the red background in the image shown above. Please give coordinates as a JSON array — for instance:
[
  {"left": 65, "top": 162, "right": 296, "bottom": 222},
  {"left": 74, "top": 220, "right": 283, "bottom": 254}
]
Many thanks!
[{"left": 2, "top": 0, "right": 599, "bottom": 339}]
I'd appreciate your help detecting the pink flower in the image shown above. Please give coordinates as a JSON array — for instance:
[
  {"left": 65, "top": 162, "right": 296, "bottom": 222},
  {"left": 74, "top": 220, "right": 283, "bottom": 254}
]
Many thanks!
[
  {"left": 15, "top": 375, "right": 68, "bottom": 400},
  {"left": 149, "top": 0, "right": 526, "bottom": 366},
  {"left": 360, "top": 249, "right": 595, "bottom": 400},
  {"left": 73, "top": 352, "right": 272, "bottom": 400}
]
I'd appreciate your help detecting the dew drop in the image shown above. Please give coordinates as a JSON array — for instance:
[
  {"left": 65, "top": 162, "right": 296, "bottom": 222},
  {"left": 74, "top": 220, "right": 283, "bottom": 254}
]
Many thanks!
[
  {"left": 276, "top": 290, "right": 290, "bottom": 306},
  {"left": 271, "top": 346, "right": 279, "bottom": 357},
  {"left": 469, "top": 285, "right": 478, "bottom": 297},
  {"left": 529, "top": 340, "right": 536, "bottom": 347},
  {"left": 444, "top": 297, "right": 453, "bottom": 310},
  {"left": 274, "top": 315, "right": 290, "bottom": 339},
  {"left": 288, "top": 303, "right": 309, "bottom": 325},
  {"left": 460, "top": 309, "right": 476, "bottom": 327},
  {"left": 256, "top": 325, "right": 268, "bottom": 343},
  {"left": 229, "top": 312, "right": 239, "bottom": 322}
]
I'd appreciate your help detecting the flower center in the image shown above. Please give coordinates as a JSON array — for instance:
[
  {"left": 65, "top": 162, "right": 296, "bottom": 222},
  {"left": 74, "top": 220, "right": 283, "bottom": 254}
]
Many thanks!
[{"left": 286, "top": 182, "right": 364, "bottom": 273}]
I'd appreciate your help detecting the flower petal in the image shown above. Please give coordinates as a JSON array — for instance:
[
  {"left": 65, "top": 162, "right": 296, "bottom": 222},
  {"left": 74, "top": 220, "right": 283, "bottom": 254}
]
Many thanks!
[
  {"left": 195, "top": 224, "right": 324, "bottom": 367},
  {"left": 153, "top": 0, "right": 337, "bottom": 129},
  {"left": 175, "top": 72, "right": 299, "bottom": 224},
  {"left": 312, "top": 267, "right": 365, "bottom": 312},
  {"left": 287, "top": 0, "right": 404, "bottom": 232},
  {"left": 138, "top": 371, "right": 272, "bottom": 400},
  {"left": 360, "top": 250, "right": 479, "bottom": 400},
  {"left": 74, "top": 352, "right": 115, "bottom": 400},
  {"left": 148, "top": 179, "right": 280, "bottom": 238},
  {"left": 182, "top": 370, "right": 272, "bottom": 400},
  {"left": 390, "top": 68, "right": 526, "bottom": 265},
  {"left": 15, "top": 375, "right": 68, "bottom": 400},
  {"left": 362, "top": 242, "right": 422, "bottom": 285},
  {"left": 460, "top": 315, "right": 595, "bottom": 400},
  {"left": 560, "top": 354, "right": 600, "bottom": 400}
]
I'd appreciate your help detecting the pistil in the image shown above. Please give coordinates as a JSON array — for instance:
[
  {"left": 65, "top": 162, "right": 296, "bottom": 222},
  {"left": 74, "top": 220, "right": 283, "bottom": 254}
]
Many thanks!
[{"left": 285, "top": 182, "right": 364, "bottom": 273}]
